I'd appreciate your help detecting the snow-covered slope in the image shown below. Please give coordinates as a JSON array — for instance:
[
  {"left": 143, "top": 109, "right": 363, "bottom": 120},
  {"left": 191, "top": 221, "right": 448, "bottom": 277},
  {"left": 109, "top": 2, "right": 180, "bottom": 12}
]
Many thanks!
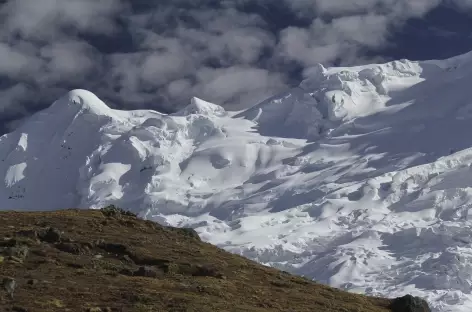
[{"left": 4, "top": 52, "right": 472, "bottom": 311}]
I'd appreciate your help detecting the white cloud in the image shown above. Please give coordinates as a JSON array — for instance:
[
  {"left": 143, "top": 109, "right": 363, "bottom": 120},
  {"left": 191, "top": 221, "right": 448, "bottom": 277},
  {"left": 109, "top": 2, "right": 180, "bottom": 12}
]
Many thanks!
[
  {"left": 0, "top": 0, "right": 468, "bottom": 128},
  {"left": 0, "top": 0, "right": 125, "bottom": 40}
]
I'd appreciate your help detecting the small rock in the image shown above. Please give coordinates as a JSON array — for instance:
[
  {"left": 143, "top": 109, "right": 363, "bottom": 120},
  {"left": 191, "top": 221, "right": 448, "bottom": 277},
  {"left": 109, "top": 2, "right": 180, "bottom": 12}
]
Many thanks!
[
  {"left": 120, "top": 255, "right": 133, "bottom": 263},
  {"left": 87, "top": 307, "right": 103, "bottom": 312},
  {"left": 390, "top": 295, "right": 431, "bottom": 312},
  {"left": 97, "top": 242, "right": 128, "bottom": 254},
  {"left": 56, "top": 242, "right": 83, "bottom": 255},
  {"left": 7, "top": 245, "right": 29, "bottom": 262},
  {"left": 134, "top": 266, "right": 159, "bottom": 278},
  {"left": 27, "top": 279, "right": 38, "bottom": 286},
  {"left": 9, "top": 256, "right": 25, "bottom": 264},
  {"left": 12, "top": 307, "right": 28, "bottom": 312},
  {"left": 94, "top": 254, "right": 104, "bottom": 259},
  {"left": 2, "top": 277, "right": 16, "bottom": 299},
  {"left": 39, "top": 227, "right": 62, "bottom": 243},
  {"left": 66, "top": 262, "right": 84, "bottom": 269},
  {"left": 92, "top": 239, "right": 105, "bottom": 247}
]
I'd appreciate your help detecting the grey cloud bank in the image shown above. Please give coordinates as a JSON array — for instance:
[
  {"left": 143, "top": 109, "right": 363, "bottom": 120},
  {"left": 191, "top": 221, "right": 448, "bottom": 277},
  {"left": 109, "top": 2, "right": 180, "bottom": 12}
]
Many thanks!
[{"left": 0, "top": 0, "right": 471, "bottom": 132}]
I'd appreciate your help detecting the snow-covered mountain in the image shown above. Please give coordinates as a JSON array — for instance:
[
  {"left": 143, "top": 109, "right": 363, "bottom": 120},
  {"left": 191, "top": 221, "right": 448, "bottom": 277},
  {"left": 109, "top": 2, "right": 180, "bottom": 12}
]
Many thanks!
[{"left": 3, "top": 52, "right": 472, "bottom": 311}]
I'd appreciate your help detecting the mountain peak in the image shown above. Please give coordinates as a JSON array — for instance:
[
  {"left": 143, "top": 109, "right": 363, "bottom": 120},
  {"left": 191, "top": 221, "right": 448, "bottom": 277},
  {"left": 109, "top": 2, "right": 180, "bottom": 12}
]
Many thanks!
[
  {"left": 50, "top": 89, "right": 112, "bottom": 117},
  {"left": 174, "top": 97, "right": 226, "bottom": 116}
]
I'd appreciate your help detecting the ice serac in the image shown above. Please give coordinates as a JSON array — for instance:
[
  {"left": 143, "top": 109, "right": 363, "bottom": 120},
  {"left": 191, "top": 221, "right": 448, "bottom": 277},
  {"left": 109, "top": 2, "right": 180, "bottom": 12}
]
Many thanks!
[{"left": 4, "top": 52, "right": 472, "bottom": 311}]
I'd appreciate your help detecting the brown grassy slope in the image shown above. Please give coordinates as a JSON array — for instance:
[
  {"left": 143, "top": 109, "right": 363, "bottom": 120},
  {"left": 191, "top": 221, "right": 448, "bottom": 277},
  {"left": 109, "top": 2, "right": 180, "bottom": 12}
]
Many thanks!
[{"left": 0, "top": 208, "right": 427, "bottom": 312}]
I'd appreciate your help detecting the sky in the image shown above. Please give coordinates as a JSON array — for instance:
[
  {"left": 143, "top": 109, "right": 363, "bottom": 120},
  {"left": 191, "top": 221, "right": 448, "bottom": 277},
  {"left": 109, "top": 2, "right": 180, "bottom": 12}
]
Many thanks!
[{"left": 1, "top": 0, "right": 472, "bottom": 132}]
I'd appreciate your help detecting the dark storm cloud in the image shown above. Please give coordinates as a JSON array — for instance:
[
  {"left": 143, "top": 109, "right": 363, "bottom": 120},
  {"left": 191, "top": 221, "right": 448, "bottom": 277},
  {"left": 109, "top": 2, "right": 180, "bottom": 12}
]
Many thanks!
[{"left": 0, "top": 0, "right": 469, "bottom": 132}]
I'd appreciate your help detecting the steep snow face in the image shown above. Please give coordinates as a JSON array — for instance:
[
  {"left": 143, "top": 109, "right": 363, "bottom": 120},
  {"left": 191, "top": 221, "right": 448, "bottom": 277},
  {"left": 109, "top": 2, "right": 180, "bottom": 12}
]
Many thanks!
[
  {"left": 3, "top": 53, "right": 472, "bottom": 311},
  {"left": 0, "top": 89, "right": 125, "bottom": 209}
]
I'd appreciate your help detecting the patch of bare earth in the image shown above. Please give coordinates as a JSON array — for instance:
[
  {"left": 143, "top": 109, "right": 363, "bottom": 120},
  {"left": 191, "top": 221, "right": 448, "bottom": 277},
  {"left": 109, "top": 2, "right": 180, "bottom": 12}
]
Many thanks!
[{"left": 0, "top": 207, "right": 430, "bottom": 312}]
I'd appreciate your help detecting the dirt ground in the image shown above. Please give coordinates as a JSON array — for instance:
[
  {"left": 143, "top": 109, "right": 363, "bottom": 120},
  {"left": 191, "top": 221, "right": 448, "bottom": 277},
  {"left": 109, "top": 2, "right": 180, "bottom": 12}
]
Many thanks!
[{"left": 0, "top": 207, "right": 428, "bottom": 312}]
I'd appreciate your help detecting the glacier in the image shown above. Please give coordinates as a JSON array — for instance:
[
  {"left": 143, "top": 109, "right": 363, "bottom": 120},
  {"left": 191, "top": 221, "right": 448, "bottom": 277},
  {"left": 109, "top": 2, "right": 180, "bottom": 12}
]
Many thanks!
[{"left": 3, "top": 52, "right": 472, "bottom": 311}]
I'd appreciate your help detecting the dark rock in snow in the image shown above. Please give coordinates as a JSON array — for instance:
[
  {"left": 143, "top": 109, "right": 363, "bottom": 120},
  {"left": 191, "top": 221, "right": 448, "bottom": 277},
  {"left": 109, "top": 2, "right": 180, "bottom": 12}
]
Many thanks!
[{"left": 390, "top": 295, "right": 431, "bottom": 312}]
